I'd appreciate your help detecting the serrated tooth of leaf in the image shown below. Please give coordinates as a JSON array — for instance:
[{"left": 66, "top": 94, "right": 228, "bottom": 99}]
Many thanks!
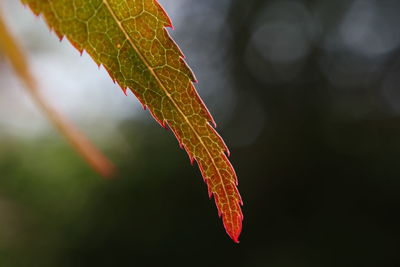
[{"left": 152, "top": 0, "right": 173, "bottom": 28}]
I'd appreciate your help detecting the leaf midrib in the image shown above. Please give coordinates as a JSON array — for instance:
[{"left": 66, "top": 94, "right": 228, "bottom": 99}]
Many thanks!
[{"left": 101, "top": 0, "right": 235, "bottom": 221}]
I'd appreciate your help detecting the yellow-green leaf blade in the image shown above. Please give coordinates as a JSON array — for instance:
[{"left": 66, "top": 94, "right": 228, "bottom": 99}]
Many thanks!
[{"left": 22, "top": 0, "right": 243, "bottom": 242}]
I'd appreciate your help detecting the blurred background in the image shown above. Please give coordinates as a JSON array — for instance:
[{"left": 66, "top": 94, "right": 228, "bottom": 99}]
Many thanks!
[{"left": 1, "top": 0, "right": 400, "bottom": 266}]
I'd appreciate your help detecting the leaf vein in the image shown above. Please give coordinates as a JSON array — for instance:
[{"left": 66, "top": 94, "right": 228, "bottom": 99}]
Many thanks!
[{"left": 101, "top": 0, "right": 234, "bottom": 218}]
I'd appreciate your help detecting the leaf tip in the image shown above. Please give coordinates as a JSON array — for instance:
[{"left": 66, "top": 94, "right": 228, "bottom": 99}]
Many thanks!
[{"left": 224, "top": 217, "right": 243, "bottom": 244}]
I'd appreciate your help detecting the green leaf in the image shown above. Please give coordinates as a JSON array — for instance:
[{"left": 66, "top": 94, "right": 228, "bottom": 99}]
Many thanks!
[{"left": 21, "top": 0, "right": 243, "bottom": 242}]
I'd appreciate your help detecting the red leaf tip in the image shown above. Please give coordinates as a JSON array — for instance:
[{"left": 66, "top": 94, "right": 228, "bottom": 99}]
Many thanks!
[{"left": 224, "top": 219, "right": 242, "bottom": 243}]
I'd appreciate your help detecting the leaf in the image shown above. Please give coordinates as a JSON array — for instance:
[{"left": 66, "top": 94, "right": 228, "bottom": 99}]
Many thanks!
[
  {"left": 0, "top": 9, "right": 115, "bottom": 178},
  {"left": 21, "top": 0, "right": 243, "bottom": 242}
]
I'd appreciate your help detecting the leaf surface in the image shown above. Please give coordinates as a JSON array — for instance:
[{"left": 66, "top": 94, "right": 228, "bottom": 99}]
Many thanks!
[{"left": 21, "top": 0, "right": 243, "bottom": 242}]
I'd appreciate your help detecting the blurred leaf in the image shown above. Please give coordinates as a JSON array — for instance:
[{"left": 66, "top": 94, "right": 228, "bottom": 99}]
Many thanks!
[
  {"left": 0, "top": 10, "right": 115, "bottom": 178},
  {"left": 21, "top": 0, "right": 243, "bottom": 242}
]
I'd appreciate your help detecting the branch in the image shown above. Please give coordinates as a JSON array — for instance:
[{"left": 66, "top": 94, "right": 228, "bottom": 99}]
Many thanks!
[{"left": 0, "top": 11, "right": 115, "bottom": 178}]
